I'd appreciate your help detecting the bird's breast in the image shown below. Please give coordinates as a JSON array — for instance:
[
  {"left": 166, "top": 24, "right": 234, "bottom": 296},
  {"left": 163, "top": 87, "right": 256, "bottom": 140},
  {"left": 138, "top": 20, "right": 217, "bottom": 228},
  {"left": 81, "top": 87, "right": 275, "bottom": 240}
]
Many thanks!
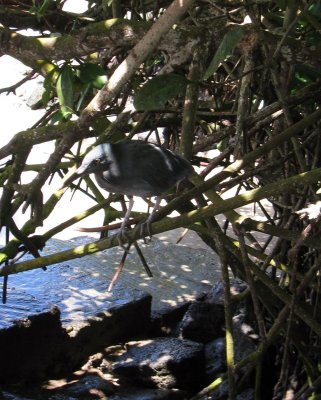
[{"left": 94, "top": 172, "right": 160, "bottom": 197}]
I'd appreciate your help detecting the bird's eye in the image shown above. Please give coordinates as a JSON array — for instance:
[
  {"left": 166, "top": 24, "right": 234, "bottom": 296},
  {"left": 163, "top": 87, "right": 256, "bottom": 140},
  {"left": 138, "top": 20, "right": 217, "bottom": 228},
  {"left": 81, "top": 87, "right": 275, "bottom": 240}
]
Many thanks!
[{"left": 93, "top": 158, "right": 101, "bottom": 165}]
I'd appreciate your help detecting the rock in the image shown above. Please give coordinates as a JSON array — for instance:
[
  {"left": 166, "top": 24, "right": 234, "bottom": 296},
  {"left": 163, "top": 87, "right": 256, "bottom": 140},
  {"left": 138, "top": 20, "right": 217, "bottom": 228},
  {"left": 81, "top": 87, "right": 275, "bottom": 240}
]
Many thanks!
[
  {"left": 205, "top": 279, "right": 247, "bottom": 306},
  {"left": 177, "top": 280, "right": 248, "bottom": 344},
  {"left": 150, "top": 302, "right": 190, "bottom": 336},
  {"left": 203, "top": 300, "right": 258, "bottom": 396},
  {"left": 0, "top": 286, "right": 152, "bottom": 384},
  {"left": 108, "top": 388, "right": 187, "bottom": 400},
  {"left": 2, "top": 392, "right": 36, "bottom": 400},
  {"left": 204, "top": 380, "right": 229, "bottom": 400},
  {"left": 112, "top": 337, "right": 204, "bottom": 391},
  {"left": 44, "top": 372, "right": 115, "bottom": 398},
  {"left": 202, "top": 385, "right": 254, "bottom": 400},
  {"left": 204, "top": 311, "right": 257, "bottom": 376},
  {"left": 178, "top": 301, "right": 224, "bottom": 343},
  {"left": 238, "top": 388, "right": 255, "bottom": 399},
  {"left": 233, "top": 311, "right": 257, "bottom": 364},
  {"left": 65, "top": 288, "right": 152, "bottom": 369},
  {"left": 205, "top": 337, "right": 226, "bottom": 377},
  {"left": 0, "top": 305, "right": 68, "bottom": 383},
  {"left": 204, "top": 312, "right": 257, "bottom": 394}
]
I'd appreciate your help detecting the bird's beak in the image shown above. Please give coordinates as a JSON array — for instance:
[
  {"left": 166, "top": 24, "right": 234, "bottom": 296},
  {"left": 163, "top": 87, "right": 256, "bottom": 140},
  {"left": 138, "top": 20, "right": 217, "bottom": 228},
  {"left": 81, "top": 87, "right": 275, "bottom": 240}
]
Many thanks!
[
  {"left": 62, "top": 170, "right": 81, "bottom": 188},
  {"left": 62, "top": 163, "right": 88, "bottom": 188}
]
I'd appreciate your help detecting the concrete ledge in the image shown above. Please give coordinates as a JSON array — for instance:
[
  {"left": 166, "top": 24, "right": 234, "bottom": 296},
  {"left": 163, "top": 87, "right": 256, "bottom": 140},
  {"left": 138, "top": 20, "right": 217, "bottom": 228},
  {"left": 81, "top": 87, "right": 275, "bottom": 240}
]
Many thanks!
[{"left": 0, "top": 288, "right": 151, "bottom": 383}]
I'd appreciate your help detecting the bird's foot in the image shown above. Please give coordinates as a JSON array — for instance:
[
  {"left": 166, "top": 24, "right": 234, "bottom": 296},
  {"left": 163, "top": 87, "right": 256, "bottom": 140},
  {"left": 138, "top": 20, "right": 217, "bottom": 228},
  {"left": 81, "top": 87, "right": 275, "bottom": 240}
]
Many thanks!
[
  {"left": 117, "top": 228, "right": 132, "bottom": 252},
  {"left": 138, "top": 220, "right": 153, "bottom": 243}
]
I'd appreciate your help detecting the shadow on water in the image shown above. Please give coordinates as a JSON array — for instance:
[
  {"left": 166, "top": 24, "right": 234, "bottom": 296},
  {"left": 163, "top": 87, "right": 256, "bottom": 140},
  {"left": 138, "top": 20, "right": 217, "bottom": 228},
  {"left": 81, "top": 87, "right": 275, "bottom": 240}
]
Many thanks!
[{"left": 0, "top": 235, "right": 221, "bottom": 329}]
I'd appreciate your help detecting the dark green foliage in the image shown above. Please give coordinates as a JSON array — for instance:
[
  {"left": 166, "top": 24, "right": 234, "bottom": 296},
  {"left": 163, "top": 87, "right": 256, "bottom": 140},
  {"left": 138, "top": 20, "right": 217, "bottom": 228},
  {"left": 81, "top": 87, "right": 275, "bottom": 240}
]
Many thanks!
[{"left": 134, "top": 74, "right": 189, "bottom": 111}]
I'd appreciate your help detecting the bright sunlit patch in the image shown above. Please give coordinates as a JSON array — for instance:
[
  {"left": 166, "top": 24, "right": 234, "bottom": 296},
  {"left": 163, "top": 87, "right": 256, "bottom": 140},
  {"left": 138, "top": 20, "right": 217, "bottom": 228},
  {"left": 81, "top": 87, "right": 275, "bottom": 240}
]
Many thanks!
[
  {"left": 79, "top": 288, "right": 103, "bottom": 297},
  {"left": 161, "top": 299, "right": 179, "bottom": 307},
  {"left": 62, "top": 0, "right": 88, "bottom": 13}
]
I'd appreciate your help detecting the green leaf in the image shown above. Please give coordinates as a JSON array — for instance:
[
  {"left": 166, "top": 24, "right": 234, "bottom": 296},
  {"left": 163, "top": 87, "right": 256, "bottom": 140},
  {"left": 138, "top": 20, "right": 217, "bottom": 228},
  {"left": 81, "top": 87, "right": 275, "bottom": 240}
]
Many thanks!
[
  {"left": 38, "top": 0, "right": 52, "bottom": 15},
  {"left": 309, "top": 1, "right": 321, "bottom": 19},
  {"left": 203, "top": 26, "right": 247, "bottom": 80},
  {"left": 134, "top": 74, "right": 188, "bottom": 111},
  {"left": 105, "top": 0, "right": 113, "bottom": 8},
  {"left": 217, "top": 136, "right": 229, "bottom": 152},
  {"left": 91, "top": 117, "right": 111, "bottom": 134},
  {"left": 30, "top": 0, "right": 52, "bottom": 22},
  {"left": 56, "top": 64, "right": 74, "bottom": 118},
  {"left": 49, "top": 110, "right": 64, "bottom": 125},
  {"left": 294, "top": 65, "right": 321, "bottom": 87},
  {"left": 76, "top": 64, "right": 107, "bottom": 89},
  {"left": 306, "top": 30, "right": 321, "bottom": 46},
  {"left": 42, "top": 68, "right": 56, "bottom": 106}
]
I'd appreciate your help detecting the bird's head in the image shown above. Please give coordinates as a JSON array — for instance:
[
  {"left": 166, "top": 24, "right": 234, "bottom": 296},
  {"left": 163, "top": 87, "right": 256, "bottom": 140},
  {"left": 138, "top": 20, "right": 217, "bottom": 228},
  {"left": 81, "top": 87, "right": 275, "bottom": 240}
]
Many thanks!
[{"left": 63, "top": 144, "right": 111, "bottom": 187}]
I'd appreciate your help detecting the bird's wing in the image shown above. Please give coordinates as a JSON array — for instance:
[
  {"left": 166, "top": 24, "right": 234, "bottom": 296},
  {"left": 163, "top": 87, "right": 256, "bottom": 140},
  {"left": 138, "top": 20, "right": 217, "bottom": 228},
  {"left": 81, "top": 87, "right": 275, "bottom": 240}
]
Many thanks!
[{"left": 119, "top": 142, "right": 187, "bottom": 194}]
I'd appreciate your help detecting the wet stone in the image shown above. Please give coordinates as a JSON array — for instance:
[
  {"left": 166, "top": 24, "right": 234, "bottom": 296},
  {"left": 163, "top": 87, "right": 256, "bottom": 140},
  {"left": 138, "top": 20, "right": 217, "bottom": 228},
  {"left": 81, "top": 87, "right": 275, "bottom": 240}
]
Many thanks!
[
  {"left": 178, "top": 301, "right": 225, "bottom": 343},
  {"left": 233, "top": 310, "right": 257, "bottom": 364},
  {"left": 176, "top": 280, "right": 248, "bottom": 345},
  {"left": 44, "top": 372, "right": 115, "bottom": 398},
  {"left": 65, "top": 288, "right": 152, "bottom": 369},
  {"left": 0, "top": 283, "right": 151, "bottom": 384},
  {"left": 2, "top": 393, "right": 34, "bottom": 400},
  {"left": 205, "top": 337, "right": 226, "bottom": 377},
  {"left": 205, "top": 279, "right": 248, "bottom": 306},
  {"left": 182, "top": 385, "right": 255, "bottom": 400},
  {"left": 0, "top": 288, "right": 52, "bottom": 330},
  {"left": 238, "top": 388, "right": 255, "bottom": 400},
  {"left": 0, "top": 236, "right": 223, "bottom": 395},
  {"left": 112, "top": 337, "right": 205, "bottom": 391},
  {"left": 150, "top": 302, "right": 190, "bottom": 336},
  {"left": 0, "top": 305, "right": 67, "bottom": 383},
  {"left": 108, "top": 387, "right": 187, "bottom": 400}
]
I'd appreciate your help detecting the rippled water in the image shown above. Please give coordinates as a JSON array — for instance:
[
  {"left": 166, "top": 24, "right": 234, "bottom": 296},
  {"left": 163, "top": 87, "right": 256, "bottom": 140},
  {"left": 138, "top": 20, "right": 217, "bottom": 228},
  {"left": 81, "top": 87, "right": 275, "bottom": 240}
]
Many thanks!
[
  {"left": 0, "top": 235, "right": 220, "bottom": 330},
  {"left": 0, "top": 237, "right": 130, "bottom": 329}
]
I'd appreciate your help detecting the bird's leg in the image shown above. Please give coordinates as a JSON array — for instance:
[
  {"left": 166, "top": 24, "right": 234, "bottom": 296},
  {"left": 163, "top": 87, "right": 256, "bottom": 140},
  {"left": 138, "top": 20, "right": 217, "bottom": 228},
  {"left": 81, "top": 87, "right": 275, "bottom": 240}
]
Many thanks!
[
  {"left": 108, "top": 241, "right": 132, "bottom": 291},
  {"left": 118, "top": 195, "right": 134, "bottom": 250},
  {"left": 140, "top": 196, "right": 161, "bottom": 241},
  {"left": 133, "top": 241, "right": 153, "bottom": 277}
]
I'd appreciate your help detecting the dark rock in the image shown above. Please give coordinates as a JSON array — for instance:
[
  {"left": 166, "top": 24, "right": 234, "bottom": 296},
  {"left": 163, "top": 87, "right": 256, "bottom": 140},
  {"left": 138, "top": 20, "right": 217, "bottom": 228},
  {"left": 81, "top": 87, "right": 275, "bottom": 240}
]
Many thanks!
[
  {"left": 204, "top": 280, "right": 225, "bottom": 305},
  {"left": 81, "top": 352, "right": 105, "bottom": 369},
  {"left": 0, "top": 306, "right": 68, "bottom": 383},
  {"left": 233, "top": 311, "right": 257, "bottom": 364},
  {"left": 178, "top": 301, "right": 224, "bottom": 343},
  {"left": 0, "top": 287, "right": 55, "bottom": 331},
  {"left": 112, "top": 337, "right": 204, "bottom": 391},
  {"left": 203, "top": 311, "right": 257, "bottom": 398},
  {"left": 238, "top": 388, "right": 255, "bottom": 399},
  {"left": 65, "top": 289, "right": 152, "bottom": 369},
  {"left": 205, "top": 337, "right": 226, "bottom": 377},
  {"left": 205, "top": 279, "right": 247, "bottom": 306},
  {"left": 109, "top": 388, "right": 187, "bottom": 400},
  {"left": 204, "top": 385, "right": 254, "bottom": 400},
  {"left": 0, "top": 286, "right": 152, "bottom": 384},
  {"left": 204, "top": 312, "right": 257, "bottom": 382},
  {"left": 45, "top": 372, "right": 115, "bottom": 398},
  {"left": 2, "top": 392, "right": 35, "bottom": 400},
  {"left": 205, "top": 380, "right": 229, "bottom": 400},
  {"left": 150, "top": 302, "right": 190, "bottom": 336},
  {"left": 177, "top": 280, "right": 248, "bottom": 344}
]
